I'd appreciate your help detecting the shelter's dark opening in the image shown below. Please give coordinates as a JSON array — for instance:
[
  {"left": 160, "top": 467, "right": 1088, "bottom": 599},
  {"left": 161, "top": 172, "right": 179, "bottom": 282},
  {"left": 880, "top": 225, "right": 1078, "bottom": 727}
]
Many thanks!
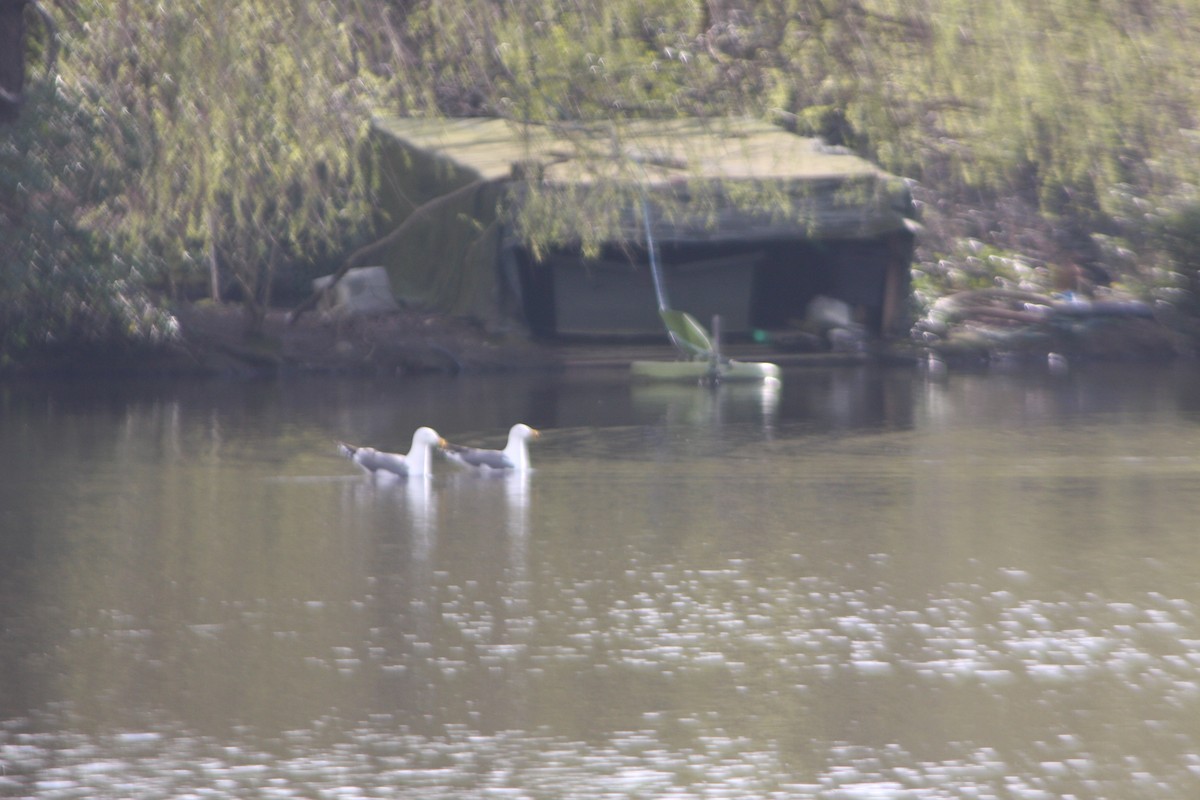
[{"left": 515, "top": 231, "right": 912, "bottom": 341}]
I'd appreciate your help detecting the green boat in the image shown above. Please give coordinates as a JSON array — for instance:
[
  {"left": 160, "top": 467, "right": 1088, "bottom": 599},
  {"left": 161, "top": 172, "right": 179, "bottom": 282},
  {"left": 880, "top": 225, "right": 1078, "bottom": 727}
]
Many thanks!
[
  {"left": 630, "top": 308, "right": 780, "bottom": 384},
  {"left": 630, "top": 357, "right": 781, "bottom": 383}
]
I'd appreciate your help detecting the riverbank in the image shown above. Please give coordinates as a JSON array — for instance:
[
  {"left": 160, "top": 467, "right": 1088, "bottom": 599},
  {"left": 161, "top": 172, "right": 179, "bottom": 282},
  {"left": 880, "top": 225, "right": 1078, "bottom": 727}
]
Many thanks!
[
  {"left": 0, "top": 303, "right": 552, "bottom": 379},
  {"left": 173, "top": 303, "right": 559, "bottom": 376},
  {"left": 0, "top": 292, "right": 1189, "bottom": 380},
  {"left": 170, "top": 304, "right": 902, "bottom": 376}
]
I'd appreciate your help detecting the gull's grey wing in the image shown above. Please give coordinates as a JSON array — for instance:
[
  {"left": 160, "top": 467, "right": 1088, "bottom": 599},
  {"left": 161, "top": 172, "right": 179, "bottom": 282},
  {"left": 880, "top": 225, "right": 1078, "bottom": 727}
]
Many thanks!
[
  {"left": 347, "top": 446, "right": 409, "bottom": 476},
  {"left": 445, "top": 444, "right": 514, "bottom": 470}
]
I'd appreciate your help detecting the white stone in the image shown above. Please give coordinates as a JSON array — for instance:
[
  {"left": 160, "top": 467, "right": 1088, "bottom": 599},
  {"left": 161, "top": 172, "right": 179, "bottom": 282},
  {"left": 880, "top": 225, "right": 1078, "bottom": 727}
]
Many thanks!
[{"left": 314, "top": 266, "right": 400, "bottom": 317}]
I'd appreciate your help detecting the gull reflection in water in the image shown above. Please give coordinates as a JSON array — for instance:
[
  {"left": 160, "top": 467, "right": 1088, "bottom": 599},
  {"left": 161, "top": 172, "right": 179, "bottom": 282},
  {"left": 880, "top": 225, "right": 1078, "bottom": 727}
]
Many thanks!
[
  {"left": 503, "top": 470, "right": 531, "bottom": 581},
  {"left": 442, "top": 467, "right": 532, "bottom": 594},
  {"left": 342, "top": 471, "right": 439, "bottom": 567},
  {"left": 403, "top": 474, "right": 437, "bottom": 563},
  {"left": 442, "top": 467, "right": 534, "bottom": 729},
  {"left": 446, "top": 468, "right": 530, "bottom": 537}
]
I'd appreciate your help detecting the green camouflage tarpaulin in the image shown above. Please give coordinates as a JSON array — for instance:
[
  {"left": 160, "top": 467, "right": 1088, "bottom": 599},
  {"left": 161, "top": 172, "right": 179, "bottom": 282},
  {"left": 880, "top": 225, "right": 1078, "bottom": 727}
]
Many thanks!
[{"left": 369, "top": 116, "right": 914, "bottom": 330}]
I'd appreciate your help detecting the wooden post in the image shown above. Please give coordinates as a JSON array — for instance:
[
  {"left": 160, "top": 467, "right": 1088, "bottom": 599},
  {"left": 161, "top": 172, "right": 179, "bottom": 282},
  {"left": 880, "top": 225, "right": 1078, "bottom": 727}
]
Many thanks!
[
  {"left": 207, "top": 210, "right": 221, "bottom": 302},
  {"left": 881, "top": 230, "right": 915, "bottom": 338},
  {"left": 881, "top": 260, "right": 900, "bottom": 336}
]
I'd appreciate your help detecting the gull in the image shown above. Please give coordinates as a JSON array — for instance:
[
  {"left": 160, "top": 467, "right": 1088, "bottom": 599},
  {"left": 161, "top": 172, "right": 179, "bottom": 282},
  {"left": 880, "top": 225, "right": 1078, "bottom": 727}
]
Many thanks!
[
  {"left": 442, "top": 423, "right": 541, "bottom": 472},
  {"left": 338, "top": 426, "right": 446, "bottom": 480}
]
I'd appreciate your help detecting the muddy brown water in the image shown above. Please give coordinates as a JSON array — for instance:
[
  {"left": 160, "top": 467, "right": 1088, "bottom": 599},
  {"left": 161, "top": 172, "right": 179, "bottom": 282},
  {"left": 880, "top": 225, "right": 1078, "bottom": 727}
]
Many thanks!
[{"left": 3, "top": 363, "right": 1200, "bottom": 798}]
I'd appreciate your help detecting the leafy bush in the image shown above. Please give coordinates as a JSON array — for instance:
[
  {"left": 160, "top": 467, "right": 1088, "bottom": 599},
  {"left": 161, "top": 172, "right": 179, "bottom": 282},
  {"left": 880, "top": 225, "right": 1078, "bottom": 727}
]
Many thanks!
[{"left": 0, "top": 83, "right": 175, "bottom": 362}]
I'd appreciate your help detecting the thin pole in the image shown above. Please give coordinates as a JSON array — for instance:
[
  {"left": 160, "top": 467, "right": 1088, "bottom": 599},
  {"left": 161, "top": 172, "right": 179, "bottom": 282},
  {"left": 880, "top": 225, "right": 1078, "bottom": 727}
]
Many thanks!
[{"left": 640, "top": 196, "right": 670, "bottom": 312}]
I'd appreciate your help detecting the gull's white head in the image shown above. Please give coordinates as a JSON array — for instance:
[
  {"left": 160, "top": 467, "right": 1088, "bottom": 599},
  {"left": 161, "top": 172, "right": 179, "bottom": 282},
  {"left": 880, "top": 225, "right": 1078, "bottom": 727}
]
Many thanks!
[
  {"left": 412, "top": 426, "right": 446, "bottom": 448},
  {"left": 501, "top": 423, "right": 540, "bottom": 471},
  {"left": 405, "top": 426, "right": 446, "bottom": 476},
  {"left": 509, "top": 423, "right": 540, "bottom": 442}
]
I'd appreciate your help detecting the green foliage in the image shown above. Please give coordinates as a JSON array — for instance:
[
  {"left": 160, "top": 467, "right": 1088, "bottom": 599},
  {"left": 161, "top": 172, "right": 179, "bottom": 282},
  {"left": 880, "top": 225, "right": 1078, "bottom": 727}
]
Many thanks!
[
  {"left": 911, "top": 241, "right": 1056, "bottom": 319},
  {"left": 3, "top": 0, "right": 399, "bottom": 360},
  {"left": 60, "top": 0, "right": 390, "bottom": 320},
  {"left": 0, "top": 82, "right": 176, "bottom": 359},
  {"left": 7, "top": 0, "right": 1200, "bottom": 363},
  {"left": 1140, "top": 196, "right": 1200, "bottom": 312},
  {"left": 391, "top": 0, "right": 1200, "bottom": 285},
  {"left": 1157, "top": 202, "right": 1200, "bottom": 273},
  {"left": 888, "top": 1, "right": 1200, "bottom": 207}
]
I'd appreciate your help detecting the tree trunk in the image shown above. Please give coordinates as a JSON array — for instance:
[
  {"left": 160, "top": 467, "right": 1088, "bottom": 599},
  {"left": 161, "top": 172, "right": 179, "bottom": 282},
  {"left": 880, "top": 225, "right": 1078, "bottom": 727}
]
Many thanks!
[
  {"left": 0, "top": 0, "right": 26, "bottom": 124},
  {"left": 207, "top": 210, "right": 222, "bottom": 302}
]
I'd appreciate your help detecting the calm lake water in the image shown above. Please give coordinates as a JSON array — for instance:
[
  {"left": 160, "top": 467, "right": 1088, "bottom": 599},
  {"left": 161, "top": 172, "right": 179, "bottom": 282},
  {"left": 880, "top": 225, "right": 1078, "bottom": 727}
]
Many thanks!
[{"left": 3, "top": 363, "right": 1200, "bottom": 798}]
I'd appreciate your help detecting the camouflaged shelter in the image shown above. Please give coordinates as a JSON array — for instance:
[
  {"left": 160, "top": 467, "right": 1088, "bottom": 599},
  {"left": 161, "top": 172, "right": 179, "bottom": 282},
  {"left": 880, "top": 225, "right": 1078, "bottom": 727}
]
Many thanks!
[{"left": 370, "top": 116, "right": 916, "bottom": 339}]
